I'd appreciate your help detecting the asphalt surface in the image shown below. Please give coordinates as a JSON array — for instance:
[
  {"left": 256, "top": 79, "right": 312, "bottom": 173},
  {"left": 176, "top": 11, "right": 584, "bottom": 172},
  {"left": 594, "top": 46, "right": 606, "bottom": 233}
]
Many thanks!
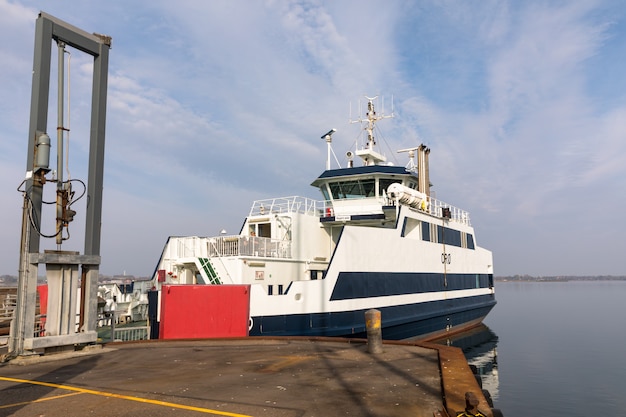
[{"left": 0, "top": 338, "right": 451, "bottom": 417}]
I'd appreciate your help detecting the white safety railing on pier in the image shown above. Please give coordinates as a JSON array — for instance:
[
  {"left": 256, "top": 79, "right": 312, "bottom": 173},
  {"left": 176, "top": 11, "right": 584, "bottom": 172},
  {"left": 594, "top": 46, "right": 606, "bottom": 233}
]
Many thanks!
[
  {"left": 113, "top": 326, "right": 149, "bottom": 342},
  {"left": 0, "top": 292, "right": 16, "bottom": 324},
  {"left": 97, "top": 312, "right": 150, "bottom": 342}
]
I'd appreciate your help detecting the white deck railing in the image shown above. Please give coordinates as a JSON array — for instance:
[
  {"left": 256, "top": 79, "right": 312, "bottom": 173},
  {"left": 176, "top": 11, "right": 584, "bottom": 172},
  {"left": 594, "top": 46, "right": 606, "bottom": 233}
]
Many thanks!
[
  {"left": 170, "top": 235, "right": 292, "bottom": 259},
  {"left": 428, "top": 197, "right": 471, "bottom": 226},
  {"left": 208, "top": 236, "right": 291, "bottom": 258},
  {"left": 248, "top": 195, "right": 471, "bottom": 225},
  {"left": 249, "top": 196, "right": 327, "bottom": 216}
]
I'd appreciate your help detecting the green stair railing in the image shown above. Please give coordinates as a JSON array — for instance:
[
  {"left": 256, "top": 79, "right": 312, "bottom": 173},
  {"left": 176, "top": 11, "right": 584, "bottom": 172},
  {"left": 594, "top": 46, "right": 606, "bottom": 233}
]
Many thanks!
[{"left": 199, "top": 258, "right": 222, "bottom": 285}]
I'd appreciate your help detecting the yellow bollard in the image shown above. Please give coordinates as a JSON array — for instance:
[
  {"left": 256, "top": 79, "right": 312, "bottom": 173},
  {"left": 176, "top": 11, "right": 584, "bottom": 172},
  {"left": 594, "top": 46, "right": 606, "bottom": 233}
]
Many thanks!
[{"left": 365, "top": 309, "right": 383, "bottom": 354}]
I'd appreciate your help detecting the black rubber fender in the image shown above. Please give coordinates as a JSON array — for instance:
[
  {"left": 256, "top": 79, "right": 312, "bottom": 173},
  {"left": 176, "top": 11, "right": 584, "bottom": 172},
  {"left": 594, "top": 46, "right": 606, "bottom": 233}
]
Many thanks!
[
  {"left": 474, "top": 373, "right": 483, "bottom": 388},
  {"left": 481, "top": 389, "right": 494, "bottom": 408},
  {"left": 491, "top": 408, "right": 504, "bottom": 417}
]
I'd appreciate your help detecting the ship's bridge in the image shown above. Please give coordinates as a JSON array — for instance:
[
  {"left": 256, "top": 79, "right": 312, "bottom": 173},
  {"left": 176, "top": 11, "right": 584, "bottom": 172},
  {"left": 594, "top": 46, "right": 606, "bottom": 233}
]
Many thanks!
[{"left": 311, "top": 165, "right": 417, "bottom": 222}]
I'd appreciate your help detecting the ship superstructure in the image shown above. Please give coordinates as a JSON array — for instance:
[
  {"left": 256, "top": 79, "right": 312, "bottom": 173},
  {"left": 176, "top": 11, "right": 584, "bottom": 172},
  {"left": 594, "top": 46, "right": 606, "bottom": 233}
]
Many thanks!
[{"left": 150, "top": 97, "right": 496, "bottom": 339}]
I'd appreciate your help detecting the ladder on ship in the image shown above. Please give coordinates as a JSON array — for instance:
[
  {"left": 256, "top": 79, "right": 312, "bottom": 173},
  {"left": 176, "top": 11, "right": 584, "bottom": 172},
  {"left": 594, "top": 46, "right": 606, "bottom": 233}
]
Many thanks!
[{"left": 198, "top": 258, "right": 222, "bottom": 285}]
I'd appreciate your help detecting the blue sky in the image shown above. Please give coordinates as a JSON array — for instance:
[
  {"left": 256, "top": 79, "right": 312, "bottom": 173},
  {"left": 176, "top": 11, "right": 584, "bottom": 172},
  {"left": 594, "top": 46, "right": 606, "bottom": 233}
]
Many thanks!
[{"left": 1, "top": 0, "right": 625, "bottom": 277}]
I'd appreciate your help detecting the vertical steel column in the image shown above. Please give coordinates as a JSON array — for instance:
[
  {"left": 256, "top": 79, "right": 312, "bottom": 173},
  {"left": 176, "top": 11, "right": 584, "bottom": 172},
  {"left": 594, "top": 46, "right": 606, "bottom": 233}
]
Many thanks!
[
  {"left": 81, "top": 32, "right": 110, "bottom": 334},
  {"left": 9, "top": 15, "right": 54, "bottom": 356}
]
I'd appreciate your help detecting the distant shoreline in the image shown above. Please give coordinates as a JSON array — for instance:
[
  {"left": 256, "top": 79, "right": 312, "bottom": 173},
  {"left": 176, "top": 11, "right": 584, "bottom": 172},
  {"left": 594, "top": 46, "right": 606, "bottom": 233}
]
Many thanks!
[
  {"left": 1, "top": 274, "right": 625, "bottom": 287},
  {"left": 495, "top": 276, "right": 626, "bottom": 282}
]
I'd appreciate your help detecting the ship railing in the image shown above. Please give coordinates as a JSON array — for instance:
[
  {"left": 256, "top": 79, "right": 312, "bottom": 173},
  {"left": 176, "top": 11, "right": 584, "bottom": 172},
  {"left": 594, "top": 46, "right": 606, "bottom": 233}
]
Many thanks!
[
  {"left": 248, "top": 195, "right": 470, "bottom": 225},
  {"left": 208, "top": 235, "right": 292, "bottom": 259},
  {"left": 383, "top": 193, "right": 471, "bottom": 225},
  {"left": 249, "top": 196, "right": 326, "bottom": 217},
  {"left": 173, "top": 236, "right": 209, "bottom": 259},
  {"left": 428, "top": 197, "right": 471, "bottom": 225}
]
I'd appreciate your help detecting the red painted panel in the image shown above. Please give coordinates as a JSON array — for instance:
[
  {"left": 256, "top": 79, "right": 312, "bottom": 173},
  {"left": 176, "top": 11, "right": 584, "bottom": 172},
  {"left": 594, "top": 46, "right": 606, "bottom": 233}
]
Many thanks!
[
  {"left": 37, "top": 284, "right": 48, "bottom": 337},
  {"left": 37, "top": 284, "right": 48, "bottom": 315},
  {"left": 159, "top": 285, "right": 250, "bottom": 339}
]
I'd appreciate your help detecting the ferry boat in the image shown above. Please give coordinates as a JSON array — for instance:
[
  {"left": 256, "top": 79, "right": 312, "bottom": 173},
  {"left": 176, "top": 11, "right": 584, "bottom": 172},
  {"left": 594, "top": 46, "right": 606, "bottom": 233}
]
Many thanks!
[{"left": 150, "top": 97, "right": 496, "bottom": 340}]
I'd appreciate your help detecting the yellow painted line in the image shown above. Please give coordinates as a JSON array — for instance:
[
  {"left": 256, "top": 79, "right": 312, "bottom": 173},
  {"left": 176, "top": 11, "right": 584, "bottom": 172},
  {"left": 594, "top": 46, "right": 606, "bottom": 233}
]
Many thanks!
[
  {"left": 0, "top": 376, "right": 252, "bottom": 416},
  {"left": 0, "top": 391, "right": 83, "bottom": 409}
]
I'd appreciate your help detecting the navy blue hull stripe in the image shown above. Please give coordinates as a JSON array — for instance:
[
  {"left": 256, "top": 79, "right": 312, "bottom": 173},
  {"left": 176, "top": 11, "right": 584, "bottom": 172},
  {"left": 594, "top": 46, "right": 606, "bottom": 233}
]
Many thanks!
[
  {"left": 330, "top": 272, "right": 493, "bottom": 300},
  {"left": 250, "top": 294, "right": 496, "bottom": 340}
]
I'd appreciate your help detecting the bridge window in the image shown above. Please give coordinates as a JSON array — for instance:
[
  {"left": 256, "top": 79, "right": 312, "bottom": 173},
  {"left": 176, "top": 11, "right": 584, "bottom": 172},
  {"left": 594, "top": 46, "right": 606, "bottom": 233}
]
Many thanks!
[
  {"left": 258, "top": 223, "right": 271, "bottom": 238},
  {"left": 329, "top": 179, "right": 376, "bottom": 199},
  {"left": 320, "top": 186, "right": 331, "bottom": 201}
]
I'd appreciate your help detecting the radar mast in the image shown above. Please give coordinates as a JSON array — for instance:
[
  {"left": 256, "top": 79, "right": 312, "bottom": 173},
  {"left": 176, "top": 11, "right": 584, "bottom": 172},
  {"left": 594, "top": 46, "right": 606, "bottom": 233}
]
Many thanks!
[{"left": 350, "top": 96, "right": 393, "bottom": 166}]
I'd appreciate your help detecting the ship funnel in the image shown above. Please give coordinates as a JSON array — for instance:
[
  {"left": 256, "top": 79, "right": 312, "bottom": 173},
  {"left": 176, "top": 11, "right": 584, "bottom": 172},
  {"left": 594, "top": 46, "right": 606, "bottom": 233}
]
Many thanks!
[{"left": 418, "top": 144, "right": 430, "bottom": 197}]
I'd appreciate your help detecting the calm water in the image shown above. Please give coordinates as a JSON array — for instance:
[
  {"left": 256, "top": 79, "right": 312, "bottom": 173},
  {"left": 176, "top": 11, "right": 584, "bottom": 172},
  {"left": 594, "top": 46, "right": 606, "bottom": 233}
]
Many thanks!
[{"left": 455, "top": 281, "right": 626, "bottom": 416}]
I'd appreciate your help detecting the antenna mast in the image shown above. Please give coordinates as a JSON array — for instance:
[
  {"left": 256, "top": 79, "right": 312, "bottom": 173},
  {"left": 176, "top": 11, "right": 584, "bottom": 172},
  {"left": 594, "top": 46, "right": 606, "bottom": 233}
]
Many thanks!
[
  {"left": 350, "top": 95, "right": 394, "bottom": 165},
  {"left": 320, "top": 128, "right": 337, "bottom": 170}
]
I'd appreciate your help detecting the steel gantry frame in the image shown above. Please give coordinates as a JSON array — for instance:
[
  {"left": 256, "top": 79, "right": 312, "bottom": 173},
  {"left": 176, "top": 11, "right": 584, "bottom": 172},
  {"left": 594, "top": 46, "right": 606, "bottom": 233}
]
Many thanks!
[{"left": 8, "top": 12, "right": 111, "bottom": 357}]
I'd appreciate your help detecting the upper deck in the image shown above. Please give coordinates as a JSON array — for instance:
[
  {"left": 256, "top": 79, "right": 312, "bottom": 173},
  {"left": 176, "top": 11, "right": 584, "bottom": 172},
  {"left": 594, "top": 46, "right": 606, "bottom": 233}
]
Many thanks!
[
  {"left": 248, "top": 194, "right": 471, "bottom": 226},
  {"left": 249, "top": 97, "right": 471, "bottom": 227}
]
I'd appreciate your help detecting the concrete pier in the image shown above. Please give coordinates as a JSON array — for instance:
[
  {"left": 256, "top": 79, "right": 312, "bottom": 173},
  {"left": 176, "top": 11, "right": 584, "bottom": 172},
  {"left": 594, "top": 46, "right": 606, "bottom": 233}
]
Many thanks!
[{"left": 0, "top": 337, "right": 493, "bottom": 417}]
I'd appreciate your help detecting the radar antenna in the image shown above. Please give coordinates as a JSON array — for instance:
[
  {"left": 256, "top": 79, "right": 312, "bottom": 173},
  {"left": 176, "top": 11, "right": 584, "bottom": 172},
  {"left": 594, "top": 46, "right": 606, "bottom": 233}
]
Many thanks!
[
  {"left": 321, "top": 128, "right": 338, "bottom": 170},
  {"left": 397, "top": 146, "right": 419, "bottom": 173}
]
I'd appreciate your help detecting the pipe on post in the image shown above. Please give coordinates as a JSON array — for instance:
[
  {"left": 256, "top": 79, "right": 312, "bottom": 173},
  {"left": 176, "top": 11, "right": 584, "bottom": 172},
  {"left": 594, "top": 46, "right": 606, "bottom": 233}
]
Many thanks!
[
  {"left": 56, "top": 41, "right": 65, "bottom": 245},
  {"left": 365, "top": 309, "right": 383, "bottom": 354}
]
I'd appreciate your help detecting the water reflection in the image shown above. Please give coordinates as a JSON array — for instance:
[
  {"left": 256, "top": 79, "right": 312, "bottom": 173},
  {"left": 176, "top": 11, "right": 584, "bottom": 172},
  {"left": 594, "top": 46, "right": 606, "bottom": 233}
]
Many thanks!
[{"left": 431, "top": 324, "right": 500, "bottom": 401}]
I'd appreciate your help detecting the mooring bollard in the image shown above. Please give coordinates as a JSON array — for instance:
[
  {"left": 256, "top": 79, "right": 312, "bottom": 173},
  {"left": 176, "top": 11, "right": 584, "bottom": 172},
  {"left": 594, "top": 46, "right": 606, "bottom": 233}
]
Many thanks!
[{"left": 365, "top": 309, "right": 383, "bottom": 354}]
